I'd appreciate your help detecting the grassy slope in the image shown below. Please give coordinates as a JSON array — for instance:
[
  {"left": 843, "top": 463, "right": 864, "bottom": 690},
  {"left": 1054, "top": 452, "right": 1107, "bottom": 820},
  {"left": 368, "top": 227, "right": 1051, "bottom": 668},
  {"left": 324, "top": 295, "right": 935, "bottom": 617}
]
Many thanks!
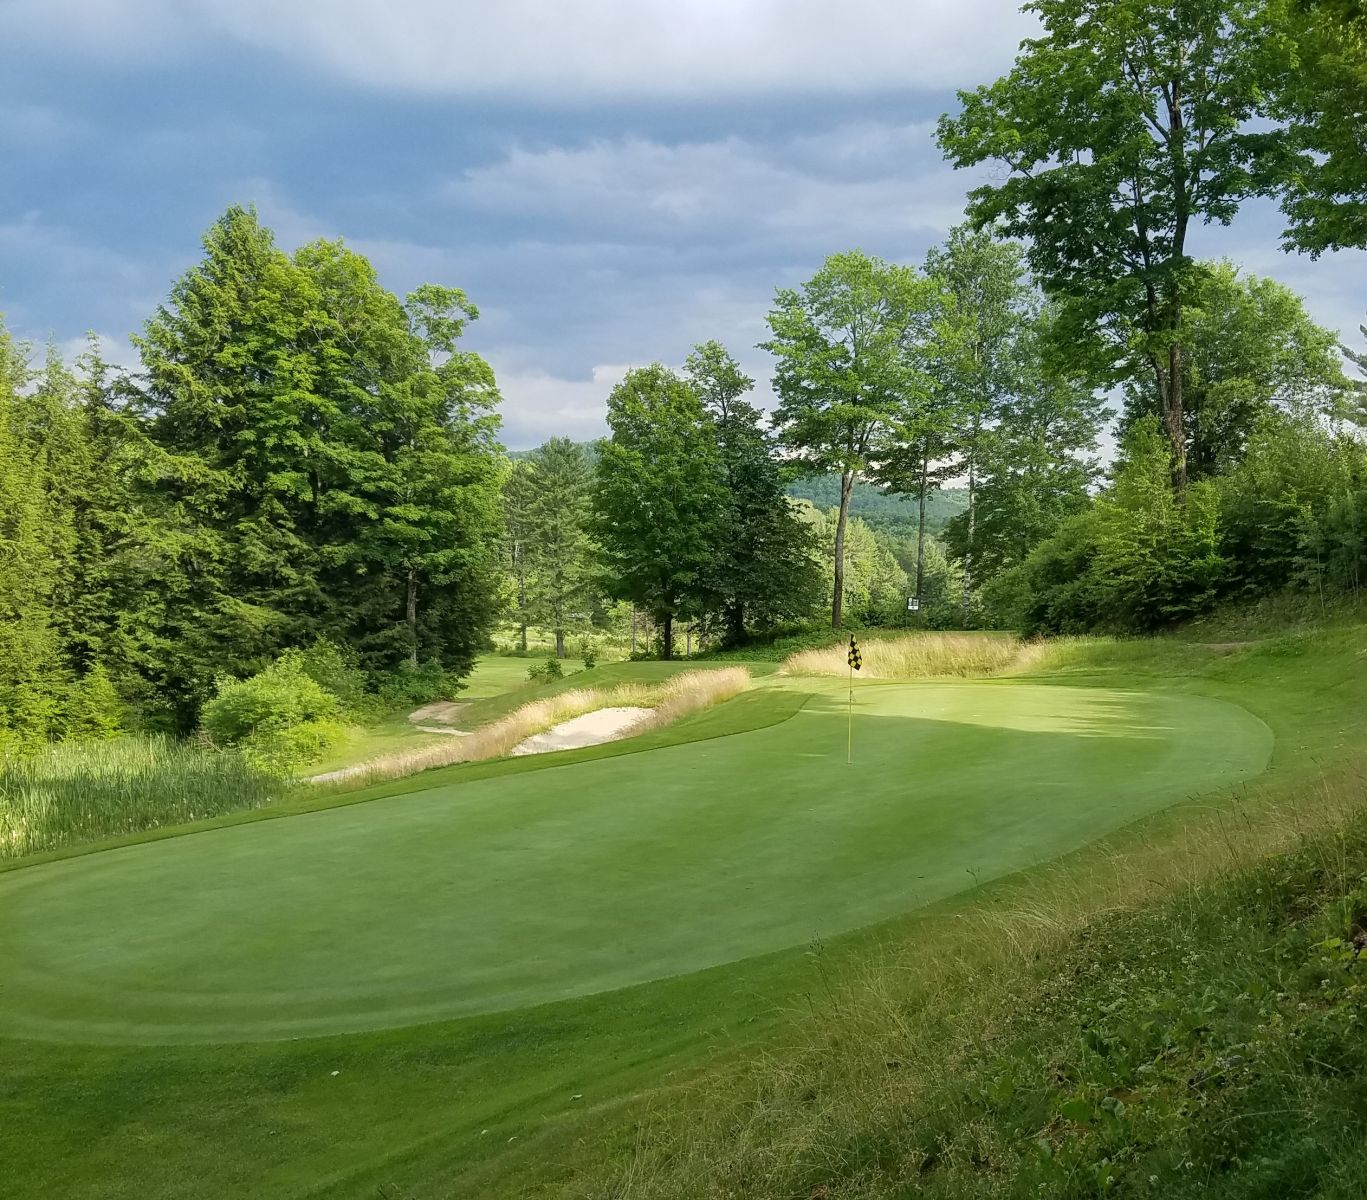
[{"left": 1, "top": 631, "right": 1363, "bottom": 1198}]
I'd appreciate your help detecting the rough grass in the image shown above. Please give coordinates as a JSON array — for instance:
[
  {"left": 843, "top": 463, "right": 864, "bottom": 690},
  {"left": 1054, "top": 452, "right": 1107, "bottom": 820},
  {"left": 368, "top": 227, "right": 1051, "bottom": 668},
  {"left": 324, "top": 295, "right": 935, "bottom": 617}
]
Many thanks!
[
  {"left": 782, "top": 632, "right": 1029, "bottom": 678},
  {"left": 0, "top": 736, "right": 282, "bottom": 860},
  {"left": 779, "top": 631, "right": 1234, "bottom": 681},
  {"left": 589, "top": 763, "right": 1367, "bottom": 1199},
  {"left": 318, "top": 667, "right": 750, "bottom": 787}
]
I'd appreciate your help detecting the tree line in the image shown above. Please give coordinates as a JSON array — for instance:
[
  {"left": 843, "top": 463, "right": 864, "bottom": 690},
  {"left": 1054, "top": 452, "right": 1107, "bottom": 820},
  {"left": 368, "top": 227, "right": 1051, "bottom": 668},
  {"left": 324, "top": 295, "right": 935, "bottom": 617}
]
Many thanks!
[
  {"left": 3, "top": 0, "right": 1365, "bottom": 749},
  {"left": 0, "top": 206, "right": 504, "bottom": 750}
]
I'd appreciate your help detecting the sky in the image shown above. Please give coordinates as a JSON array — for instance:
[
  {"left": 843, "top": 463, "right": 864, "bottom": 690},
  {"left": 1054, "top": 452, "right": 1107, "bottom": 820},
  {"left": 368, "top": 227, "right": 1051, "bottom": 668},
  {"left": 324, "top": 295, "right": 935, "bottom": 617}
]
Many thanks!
[{"left": 2, "top": 1, "right": 1364, "bottom": 450}]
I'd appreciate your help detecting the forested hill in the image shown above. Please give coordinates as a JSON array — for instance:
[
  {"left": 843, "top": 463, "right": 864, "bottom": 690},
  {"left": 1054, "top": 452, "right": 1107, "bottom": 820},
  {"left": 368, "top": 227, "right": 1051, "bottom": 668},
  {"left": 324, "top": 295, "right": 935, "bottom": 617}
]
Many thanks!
[
  {"left": 784, "top": 476, "right": 968, "bottom": 534},
  {"left": 508, "top": 442, "right": 967, "bottom": 536}
]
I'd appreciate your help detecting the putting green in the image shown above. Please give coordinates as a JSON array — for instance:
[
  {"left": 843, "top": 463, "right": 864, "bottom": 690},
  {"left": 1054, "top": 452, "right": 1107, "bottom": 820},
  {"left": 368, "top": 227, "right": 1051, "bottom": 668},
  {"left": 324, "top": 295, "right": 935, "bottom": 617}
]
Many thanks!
[{"left": 0, "top": 681, "right": 1271, "bottom": 1044}]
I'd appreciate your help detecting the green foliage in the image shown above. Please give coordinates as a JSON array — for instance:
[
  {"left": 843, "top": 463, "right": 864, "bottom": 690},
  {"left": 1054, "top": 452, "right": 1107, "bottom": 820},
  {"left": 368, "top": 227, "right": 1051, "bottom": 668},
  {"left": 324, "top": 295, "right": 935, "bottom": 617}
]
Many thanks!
[
  {"left": 592, "top": 364, "right": 728, "bottom": 658},
  {"left": 61, "top": 667, "right": 124, "bottom": 742},
  {"left": 0, "top": 734, "right": 279, "bottom": 859},
  {"left": 1120, "top": 262, "right": 1348, "bottom": 477},
  {"left": 938, "top": 0, "right": 1297, "bottom": 486},
  {"left": 200, "top": 655, "right": 340, "bottom": 748},
  {"left": 785, "top": 475, "right": 968, "bottom": 535},
  {"left": 527, "top": 657, "right": 565, "bottom": 683},
  {"left": 685, "top": 341, "right": 824, "bottom": 642},
  {"left": 290, "top": 639, "right": 371, "bottom": 718},
  {"left": 1011, "top": 421, "right": 1228, "bottom": 634},
  {"left": 764, "top": 250, "right": 945, "bottom": 627},
  {"left": 1273, "top": 0, "right": 1367, "bottom": 255}
]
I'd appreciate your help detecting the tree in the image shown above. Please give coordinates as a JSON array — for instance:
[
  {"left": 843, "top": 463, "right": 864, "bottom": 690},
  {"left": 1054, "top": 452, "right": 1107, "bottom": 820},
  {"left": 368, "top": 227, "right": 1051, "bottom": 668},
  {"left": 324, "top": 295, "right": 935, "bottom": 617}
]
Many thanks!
[
  {"left": 502, "top": 459, "right": 538, "bottom": 652},
  {"left": 921, "top": 228, "right": 1035, "bottom": 621},
  {"left": 1273, "top": 0, "right": 1367, "bottom": 255},
  {"left": 763, "top": 251, "right": 941, "bottom": 628},
  {"left": 1118, "top": 262, "right": 1347, "bottom": 476},
  {"left": 938, "top": 0, "right": 1292, "bottom": 490},
  {"left": 592, "top": 365, "right": 725, "bottom": 660},
  {"left": 1345, "top": 314, "right": 1367, "bottom": 426},
  {"left": 525, "top": 438, "right": 595, "bottom": 658},
  {"left": 134, "top": 209, "right": 505, "bottom": 722},
  {"left": 945, "top": 317, "right": 1105, "bottom": 587},
  {"left": 684, "top": 341, "right": 821, "bottom": 642}
]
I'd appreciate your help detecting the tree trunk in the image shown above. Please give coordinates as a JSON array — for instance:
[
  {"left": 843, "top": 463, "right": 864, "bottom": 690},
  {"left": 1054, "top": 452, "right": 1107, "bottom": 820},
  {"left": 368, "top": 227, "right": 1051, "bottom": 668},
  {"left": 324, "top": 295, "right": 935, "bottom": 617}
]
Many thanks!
[
  {"left": 1165, "top": 340, "right": 1188, "bottom": 492},
  {"left": 832, "top": 470, "right": 855, "bottom": 629},
  {"left": 915, "top": 452, "right": 929, "bottom": 607},
  {"left": 630, "top": 607, "right": 637, "bottom": 655},
  {"left": 686, "top": 625, "right": 692, "bottom": 658},
  {"left": 406, "top": 568, "right": 419, "bottom": 668},
  {"left": 661, "top": 612, "right": 674, "bottom": 660},
  {"left": 554, "top": 626, "right": 565, "bottom": 659}
]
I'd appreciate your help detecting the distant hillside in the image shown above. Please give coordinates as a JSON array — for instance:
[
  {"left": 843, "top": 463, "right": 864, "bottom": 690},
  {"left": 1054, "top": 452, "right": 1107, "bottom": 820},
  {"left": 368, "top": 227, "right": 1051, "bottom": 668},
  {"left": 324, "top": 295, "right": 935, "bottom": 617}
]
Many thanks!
[
  {"left": 786, "top": 475, "right": 969, "bottom": 534},
  {"left": 506, "top": 445, "right": 967, "bottom": 534}
]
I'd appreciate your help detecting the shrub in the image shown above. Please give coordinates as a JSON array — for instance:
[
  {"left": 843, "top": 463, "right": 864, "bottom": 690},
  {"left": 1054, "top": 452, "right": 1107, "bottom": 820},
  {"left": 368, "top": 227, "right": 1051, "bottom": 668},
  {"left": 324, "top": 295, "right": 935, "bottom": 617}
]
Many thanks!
[
  {"left": 239, "top": 718, "right": 348, "bottom": 773},
  {"left": 527, "top": 657, "right": 565, "bottom": 682},
  {"left": 61, "top": 665, "right": 124, "bottom": 741},
  {"left": 374, "top": 660, "right": 456, "bottom": 710},
  {"left": 291, "top": 640, "right": 370, "bottom": 718},
  {"left": 201, "top": 657, "right": 340, "bottom": 746}
]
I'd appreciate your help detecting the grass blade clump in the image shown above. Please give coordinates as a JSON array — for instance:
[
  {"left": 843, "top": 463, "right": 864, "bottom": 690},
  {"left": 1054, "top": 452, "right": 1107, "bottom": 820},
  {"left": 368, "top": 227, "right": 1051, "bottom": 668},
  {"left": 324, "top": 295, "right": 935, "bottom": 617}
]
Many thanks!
[{"left": 0, "top": 735, "right": 282, "bottom": 860}]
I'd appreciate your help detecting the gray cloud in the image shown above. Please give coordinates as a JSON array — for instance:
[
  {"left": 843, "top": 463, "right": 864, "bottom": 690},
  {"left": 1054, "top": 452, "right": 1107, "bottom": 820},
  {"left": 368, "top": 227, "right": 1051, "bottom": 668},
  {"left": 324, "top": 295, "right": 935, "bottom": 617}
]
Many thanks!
[{"left": 5, "top": 0, "right": 1038, "bottom": 97}]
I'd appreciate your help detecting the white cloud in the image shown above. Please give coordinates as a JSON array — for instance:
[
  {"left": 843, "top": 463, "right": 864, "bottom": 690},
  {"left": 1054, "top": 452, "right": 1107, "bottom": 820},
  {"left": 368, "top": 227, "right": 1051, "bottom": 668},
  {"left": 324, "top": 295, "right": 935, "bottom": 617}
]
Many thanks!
[
  {"left": 4, "top": 0, "right": 1037, "bottom": 97},
  {"left": 494, "top": 363, "right": 631, "bottom": 448}
]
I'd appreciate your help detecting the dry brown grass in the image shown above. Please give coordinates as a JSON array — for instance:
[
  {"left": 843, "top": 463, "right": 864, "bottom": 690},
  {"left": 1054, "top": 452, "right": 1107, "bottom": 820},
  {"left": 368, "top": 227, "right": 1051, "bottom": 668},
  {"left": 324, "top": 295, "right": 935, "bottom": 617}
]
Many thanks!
[
  {"left": 314, "top": 667, "right": 750, "bottom": 788},
  {"left": 780, "top": 632, "right": 1029, "bottom": 679}
]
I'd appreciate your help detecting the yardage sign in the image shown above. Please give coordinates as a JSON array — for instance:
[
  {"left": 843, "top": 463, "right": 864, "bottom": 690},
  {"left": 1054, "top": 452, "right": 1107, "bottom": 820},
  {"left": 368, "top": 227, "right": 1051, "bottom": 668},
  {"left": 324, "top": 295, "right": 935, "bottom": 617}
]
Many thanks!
[{"left": 907, "top": 597, "right": 920, "bottom": 612}]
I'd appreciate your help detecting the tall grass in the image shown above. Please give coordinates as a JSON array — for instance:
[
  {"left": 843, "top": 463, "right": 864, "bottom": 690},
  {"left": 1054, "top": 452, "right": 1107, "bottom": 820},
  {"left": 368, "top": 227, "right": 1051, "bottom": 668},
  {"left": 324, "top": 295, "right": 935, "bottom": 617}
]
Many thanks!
[
  {"left": 781, "top": 632, "right": 1029, "bottom": 678},
  {"left": 778, "top": 631, "right": 1227, "bottom": 680},
  {"left": 590, "top": 764, "right": 1367, "bottom": 1199},
  {"left": 316, "top": 667, "right": 750, "bottom": 787},
  {"left": 0, "top": 735, "right": 283, "bottom": 860}
]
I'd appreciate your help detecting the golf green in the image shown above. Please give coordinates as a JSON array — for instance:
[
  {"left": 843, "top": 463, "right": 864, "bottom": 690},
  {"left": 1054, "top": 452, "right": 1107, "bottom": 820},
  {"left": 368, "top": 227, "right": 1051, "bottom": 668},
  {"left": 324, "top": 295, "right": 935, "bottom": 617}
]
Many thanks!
[{"left": 0, "top": 680, "right": 1271, "bottom": 1044}]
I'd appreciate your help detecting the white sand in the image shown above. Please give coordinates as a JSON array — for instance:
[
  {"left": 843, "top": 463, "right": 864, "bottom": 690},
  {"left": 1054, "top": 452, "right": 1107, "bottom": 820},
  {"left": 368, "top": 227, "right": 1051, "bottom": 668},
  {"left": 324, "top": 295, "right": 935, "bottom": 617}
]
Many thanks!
[{"left": 511, "top": 706, "right": 652, "bottom": 756}]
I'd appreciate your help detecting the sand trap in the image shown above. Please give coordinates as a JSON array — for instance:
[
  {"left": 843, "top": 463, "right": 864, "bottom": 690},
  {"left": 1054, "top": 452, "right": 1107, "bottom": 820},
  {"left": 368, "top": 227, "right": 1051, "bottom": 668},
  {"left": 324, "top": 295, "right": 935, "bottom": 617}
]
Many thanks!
[{"left": 511, "top": 706, "right": 652, "bottom": 756}]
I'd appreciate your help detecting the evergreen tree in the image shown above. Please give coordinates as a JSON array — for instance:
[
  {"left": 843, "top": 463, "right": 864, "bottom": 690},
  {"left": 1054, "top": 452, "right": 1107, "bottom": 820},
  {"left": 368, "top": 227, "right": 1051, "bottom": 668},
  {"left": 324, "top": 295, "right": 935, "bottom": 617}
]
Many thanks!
[
  {"left": 525, "top": 437, "right": 595, "bottom": 659},
  {"left": 502, "top": 458, "right": 539, "bottom": 652}
]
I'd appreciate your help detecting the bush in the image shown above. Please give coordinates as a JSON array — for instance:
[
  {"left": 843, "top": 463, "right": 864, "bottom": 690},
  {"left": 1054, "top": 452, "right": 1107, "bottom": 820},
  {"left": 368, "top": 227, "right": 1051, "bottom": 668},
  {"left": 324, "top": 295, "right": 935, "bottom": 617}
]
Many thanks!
[
  {"left": 201, "top": 657, "right": 340, "bottom": 746},
  {"left": 373, "top": 659, "right": 457, "bottom": 710},
  {"left": 292, "top": 640, "right": 370, "bottom": 718},
  {"left": 527, "top": 657, "right": 565, "bottom": 683},
  {"left": 239, "top": 718, "right": 348, "bottom": 773},
  {"left": 60, "top": 665, "right": 124, "bottom": 741}
]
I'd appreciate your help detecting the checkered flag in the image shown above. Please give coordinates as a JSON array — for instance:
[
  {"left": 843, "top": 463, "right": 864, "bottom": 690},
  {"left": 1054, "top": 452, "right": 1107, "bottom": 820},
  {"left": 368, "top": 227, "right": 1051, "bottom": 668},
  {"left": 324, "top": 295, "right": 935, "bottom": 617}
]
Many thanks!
[{"left": 847, "top": 635, "right": 862, "bottom": 671}]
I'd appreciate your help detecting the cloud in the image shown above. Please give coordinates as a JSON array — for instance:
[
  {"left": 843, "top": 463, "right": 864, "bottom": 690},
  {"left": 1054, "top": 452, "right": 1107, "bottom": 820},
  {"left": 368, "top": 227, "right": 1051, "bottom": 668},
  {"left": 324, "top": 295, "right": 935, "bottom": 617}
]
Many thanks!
[
  {"left": 5, "top": 0, "right": 1037, "bottom": 97},
  {"left": 448, "top": 123, "right": 970, "bottom": 257},
  {"left": 493, "top": 364, "right": 632, "bottom": 449}
]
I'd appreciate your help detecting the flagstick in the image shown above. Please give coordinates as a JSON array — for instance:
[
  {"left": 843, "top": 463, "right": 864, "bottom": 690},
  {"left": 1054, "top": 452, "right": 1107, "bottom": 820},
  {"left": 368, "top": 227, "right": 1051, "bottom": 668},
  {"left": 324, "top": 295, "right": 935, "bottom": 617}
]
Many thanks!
[{"left": 847, "top": 659, "right": 853, "bottom": 765}]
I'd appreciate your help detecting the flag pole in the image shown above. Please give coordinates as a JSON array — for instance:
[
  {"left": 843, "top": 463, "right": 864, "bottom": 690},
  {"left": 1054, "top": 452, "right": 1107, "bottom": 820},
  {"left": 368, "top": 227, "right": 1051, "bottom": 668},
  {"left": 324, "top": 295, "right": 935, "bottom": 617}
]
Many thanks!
[{"left": 847, "top": 658, "right": 853, "bottom": 765}]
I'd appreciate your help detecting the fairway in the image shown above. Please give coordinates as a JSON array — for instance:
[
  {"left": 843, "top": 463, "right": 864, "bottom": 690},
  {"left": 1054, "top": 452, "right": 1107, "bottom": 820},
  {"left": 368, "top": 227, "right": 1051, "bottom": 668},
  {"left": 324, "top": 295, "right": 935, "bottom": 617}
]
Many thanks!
[{"left": 0, "top": 680, "right": 1272, "bottom": 1045}]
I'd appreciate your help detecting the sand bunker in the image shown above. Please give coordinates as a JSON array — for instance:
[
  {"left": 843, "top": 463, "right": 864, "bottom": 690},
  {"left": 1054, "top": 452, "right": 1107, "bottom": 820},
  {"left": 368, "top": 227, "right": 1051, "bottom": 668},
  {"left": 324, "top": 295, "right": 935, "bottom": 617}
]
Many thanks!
[{"left": 511, "top": 706, "right": 652, "bottom": 756}]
